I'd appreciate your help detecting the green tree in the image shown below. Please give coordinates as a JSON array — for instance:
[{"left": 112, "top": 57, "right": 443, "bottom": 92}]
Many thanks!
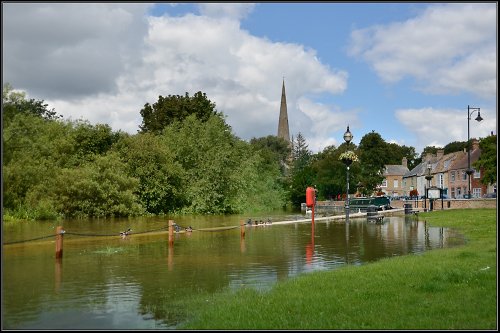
[
  {"left": 250, "top": 135, "right": 291, "bottom": 175},
  {"left": 357, "top": 131, "right": 388, "bottom": 194},
  {"left": 310, "top": 145, "right": 345, "bottom": 200},
  {"left": 444, "top": 141, "right": 467, "bottom": 154},
  {"left": 139, "top": 91, "right": 220, "bottom": 134},
  {"left": 2, "top": 83, "right": 62, "bottom": 126},
  {"left": 39, "top": 152, "right": 144, "bottom": 218},
  {"left": 474, "top": 135, "right": 496, "bottom": 186},
  {"left": 287, "top": 132, "right": 315, "bottom": 208},
  {"left": 114, "top": 132, "right": 185, "bottom": 214}
]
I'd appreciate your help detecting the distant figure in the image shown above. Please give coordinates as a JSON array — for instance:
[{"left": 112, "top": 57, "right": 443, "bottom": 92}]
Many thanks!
[
  {"left": 185, "top": 226, "right": 193, "bottom": 232},
  {"left": 254, "top": 220, "right": 259, "bottom": 226},
  {"left": 120, "top": 228, "right": 132, "bottom": 238},
  {"left": 173, "top": 223, "right": 182, "bottom": 233},
  {"left": 247, "top": 218, "right": 253, "bottom": 226},
  {"left": 266, "top": 218, "right": 272, "bottom": 225}
]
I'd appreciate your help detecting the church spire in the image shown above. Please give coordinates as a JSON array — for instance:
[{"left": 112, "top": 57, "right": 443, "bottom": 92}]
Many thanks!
[{"left": 277, "top": 78, "right": 290, "bottom": 145}]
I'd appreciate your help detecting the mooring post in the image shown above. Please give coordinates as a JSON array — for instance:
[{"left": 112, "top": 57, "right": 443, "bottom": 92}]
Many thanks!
[
  {"left": 55, "top": 226, "right": 64, "bottom": 259},
  {"left": 168, "top": 220, "right": 175, "bottom": 246},
  {"left": 240, "top": 220, "right": 245, "bottom": 238}
]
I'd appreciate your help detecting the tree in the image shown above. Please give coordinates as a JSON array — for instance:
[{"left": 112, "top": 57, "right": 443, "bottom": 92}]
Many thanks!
[
  {"left": 114, "top": 132, "right": 185, "bottom": 214},
  {"left": 250, "top": 135, "right": 290, "bottom": 175},
  {"left": 2, "top": 83, "right": 62, "bottom": 125},
  {"left": 356, "top": 131, "right": 388, "bottom": 193},
  {"left": 310, "top": 145, "right": 345, "bottom": 200},
  {"left": 287, "top": 132, "right": 315, "bottom": 208},
  {"left": 444, "top": 141, "right": 468, "bottom": 154},
  {"left": 474, "top": 135, "right": 496, "bottom": 186},
  {"left": 139, "top": 91, "right": 220, "bottom": 134}
]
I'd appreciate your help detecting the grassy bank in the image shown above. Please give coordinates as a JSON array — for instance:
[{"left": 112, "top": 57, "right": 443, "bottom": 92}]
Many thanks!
[{"left": 174, "top": 209, "right": 496, "bottom": 330}]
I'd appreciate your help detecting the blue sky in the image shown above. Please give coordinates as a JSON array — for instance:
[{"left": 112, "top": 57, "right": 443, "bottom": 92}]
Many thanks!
[{"left": 3, "top": 2, "right": 497, "bottom": 154}]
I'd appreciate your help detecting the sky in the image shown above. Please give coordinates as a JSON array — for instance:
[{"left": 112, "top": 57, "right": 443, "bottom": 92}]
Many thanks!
[{"left": 2, "top": 2, "right": 497, "bottom": 154}]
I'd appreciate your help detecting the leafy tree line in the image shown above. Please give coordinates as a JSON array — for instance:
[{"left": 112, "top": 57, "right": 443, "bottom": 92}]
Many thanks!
[
  {"left": 2, "top": 85, "right": 286, "bottom": 219},
  {"left": 2, "top": 84, "right": 496, "bottom": 219}
]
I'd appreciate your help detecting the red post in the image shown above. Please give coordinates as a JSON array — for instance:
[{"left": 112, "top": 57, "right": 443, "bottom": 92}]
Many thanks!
[
  {"left": 312, "top": 202, "right": 315, "bottom": 226},
  {"left": 55, "top": 226, "right": 64, "bottom": 259}
]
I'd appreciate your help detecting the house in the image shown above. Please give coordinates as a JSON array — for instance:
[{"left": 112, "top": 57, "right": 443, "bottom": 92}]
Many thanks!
[
  {"left": 402, "top": 139, "right": 490, "bottom": 199},
  {"left": 402, "top": 152, "right": 440, "bottom": 198},
  {"left": 381, "top": 157, "right": 409, "bottom": 198},
  {"left": 447, "top": 139, "right": 488, "bottom": 198}
]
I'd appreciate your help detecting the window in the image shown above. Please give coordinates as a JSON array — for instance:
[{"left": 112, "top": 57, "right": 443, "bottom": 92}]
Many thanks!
[
  {"left": 381, "top": 179, "right": 387, "bottom": 187},
  {"left": 439, "top": 174, "right": 443, "bottom": 188},
  {"left": 393, "top": 180, "right": 398, "bottom": 188},
  {"left": 472, "top": 188, "right": 482, "bottom": 198},
  {"left": 473, "top": 169, "right": 480, "bottom": 178},
  {"left": 462, "top": 170, "right": 467, "bottom": 180},
  {"left": 451, "top": 171, "right": 455, "bottom": 182},
  {"left": 451, "top": 187, "right": 455, "bottom": 198},
  {"left": 457, "top": 187, "right": 462, "bottom": 197}
]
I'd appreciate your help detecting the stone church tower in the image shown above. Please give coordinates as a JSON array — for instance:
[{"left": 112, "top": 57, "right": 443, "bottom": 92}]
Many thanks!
[{"left": 277, "top": 79, "right": 291, "bottom": 145}]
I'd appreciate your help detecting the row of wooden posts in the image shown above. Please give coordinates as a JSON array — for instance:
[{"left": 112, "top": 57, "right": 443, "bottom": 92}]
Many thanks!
[{"left": 54, "top": 220, "right": 248, "bottom": 259}]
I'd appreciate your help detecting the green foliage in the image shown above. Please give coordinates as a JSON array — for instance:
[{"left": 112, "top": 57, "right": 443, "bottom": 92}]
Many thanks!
[
  {"left": 286, "top": 133, "right": 316, "bottom": 207},
  {"left": 443, "top": 140, "right": 467, "bottom": 154},
  {"left": 474, "top": 135, "right": 496, "bottom": 185},
  {"left": 250, "top": 135, "right": 291, "bottom": 175},
  {"left": 38, "top": 153, "right": 144, "bottom": 218},
  {"left": 356, "top": 131, "right": 388, "bottom": 194},
  {"left": 162, "top": 115, "right": 286, "bottom": 214},
  {"left": 2, "top": 83, "right": 62, "bottom": 126},
  {"left": 114, "top": 133, "right": 185, "bottom": 214},
  {"left": 139, "top": 91, "right": 220, "bottom": 134}
]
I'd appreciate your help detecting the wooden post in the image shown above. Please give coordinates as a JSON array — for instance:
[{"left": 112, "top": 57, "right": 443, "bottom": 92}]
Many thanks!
[
  {"left": 55, "top": 257, "right": 62, "bottom": 293},
  {"left": 168, "top": 220, "right": 174, "bottom": 246},
  {"left": 55, "top": 226, "right": 64, "bottom": 259},
  {"left": 240, "top": 220, "right": 245, "bottom": 238}
]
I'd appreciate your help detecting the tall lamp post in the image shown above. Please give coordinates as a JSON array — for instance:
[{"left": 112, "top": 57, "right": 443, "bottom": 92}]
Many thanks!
[
  {"left": 466, "top": 105, "right": 483, "bottom": 199},
  {"left": 343, "top": 126, "right": 353, "bottom": 222}
]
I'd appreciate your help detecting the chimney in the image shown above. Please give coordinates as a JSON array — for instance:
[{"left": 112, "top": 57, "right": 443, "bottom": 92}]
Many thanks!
[
  {"left": 472, "top": 139, "right": 480, "bottom": 151},
  {"left": 436, "top": 149, "right": 444, "bottom": 159},
  {"left": 402, "top": 157, "right": 407, "bottom": 168}
]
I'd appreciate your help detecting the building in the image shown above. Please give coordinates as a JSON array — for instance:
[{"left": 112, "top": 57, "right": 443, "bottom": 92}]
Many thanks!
[
  {"left": 381, "top": 157, "right": 409, "bottom": 198},
  {"left": 401, "top": 140, "right": 489, "bottom": 199},
  {"left": 447, "top": 139, "right": 488, "bottom": 198}
]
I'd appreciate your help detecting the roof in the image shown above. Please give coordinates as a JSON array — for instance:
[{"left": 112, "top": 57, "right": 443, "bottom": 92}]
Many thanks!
[{"left": 383, "top": 165, "right": 409, "bottom": 176}]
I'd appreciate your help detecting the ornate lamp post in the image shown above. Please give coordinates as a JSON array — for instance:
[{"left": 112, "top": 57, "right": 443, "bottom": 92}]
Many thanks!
[
  {"left": 343, "top": 126, "right": 353, "bottom": 222},
  {"left": 466, "top": 105, "right": 482, "bottom": 199}
]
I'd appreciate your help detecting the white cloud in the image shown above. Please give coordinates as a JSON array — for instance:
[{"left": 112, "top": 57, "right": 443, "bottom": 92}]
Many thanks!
[
  {"left": 3, "top": 3, "right": 348, "bottom": 151},
  {"left": 396, "top": 107, "right": 497, "bottom": 152},
  {"left": 2, "top": 3, "right": 152, "bottom": 99},
  {"left": 348, "top": 3, "right": 496, "bottom": 99},
  {"left": 197, "top": 3, "right": 256, "bottom": 21},
  {"left": 297, "top": 97, "right": 358, "bottom": 152}
]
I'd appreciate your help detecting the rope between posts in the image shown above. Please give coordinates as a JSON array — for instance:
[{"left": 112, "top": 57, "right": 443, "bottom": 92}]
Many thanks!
[{"left": 3, "top": 224, "right": 240, "bottom": 245}]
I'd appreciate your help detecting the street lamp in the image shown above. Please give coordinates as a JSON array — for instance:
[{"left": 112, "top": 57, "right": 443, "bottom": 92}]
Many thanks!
[
  {"left": 343, "top": 125, "right": 353, "bottom": 222},
  {"left": 466, "top": 105, "right": 483, "bottom": 199}
]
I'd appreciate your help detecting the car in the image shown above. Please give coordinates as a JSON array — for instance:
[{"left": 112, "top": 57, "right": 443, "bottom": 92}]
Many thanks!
[{"left": 483, "top": 193, "right": 497, "bottom": 198}]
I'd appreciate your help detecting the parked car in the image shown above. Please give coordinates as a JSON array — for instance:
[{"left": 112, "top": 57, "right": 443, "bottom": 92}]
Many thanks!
[{"left": 483, "top": 193, "right": 497, "bottom": 198}]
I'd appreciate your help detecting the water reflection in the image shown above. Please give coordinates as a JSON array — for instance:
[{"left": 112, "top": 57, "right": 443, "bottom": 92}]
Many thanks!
[{"left": 2, "top": 215, "right": 464, "bottom": 330}]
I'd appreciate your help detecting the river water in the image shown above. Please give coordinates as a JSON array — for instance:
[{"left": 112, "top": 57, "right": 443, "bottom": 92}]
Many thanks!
[{"left": 2, "top": 212, "right": 465, "bottom": 329}]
